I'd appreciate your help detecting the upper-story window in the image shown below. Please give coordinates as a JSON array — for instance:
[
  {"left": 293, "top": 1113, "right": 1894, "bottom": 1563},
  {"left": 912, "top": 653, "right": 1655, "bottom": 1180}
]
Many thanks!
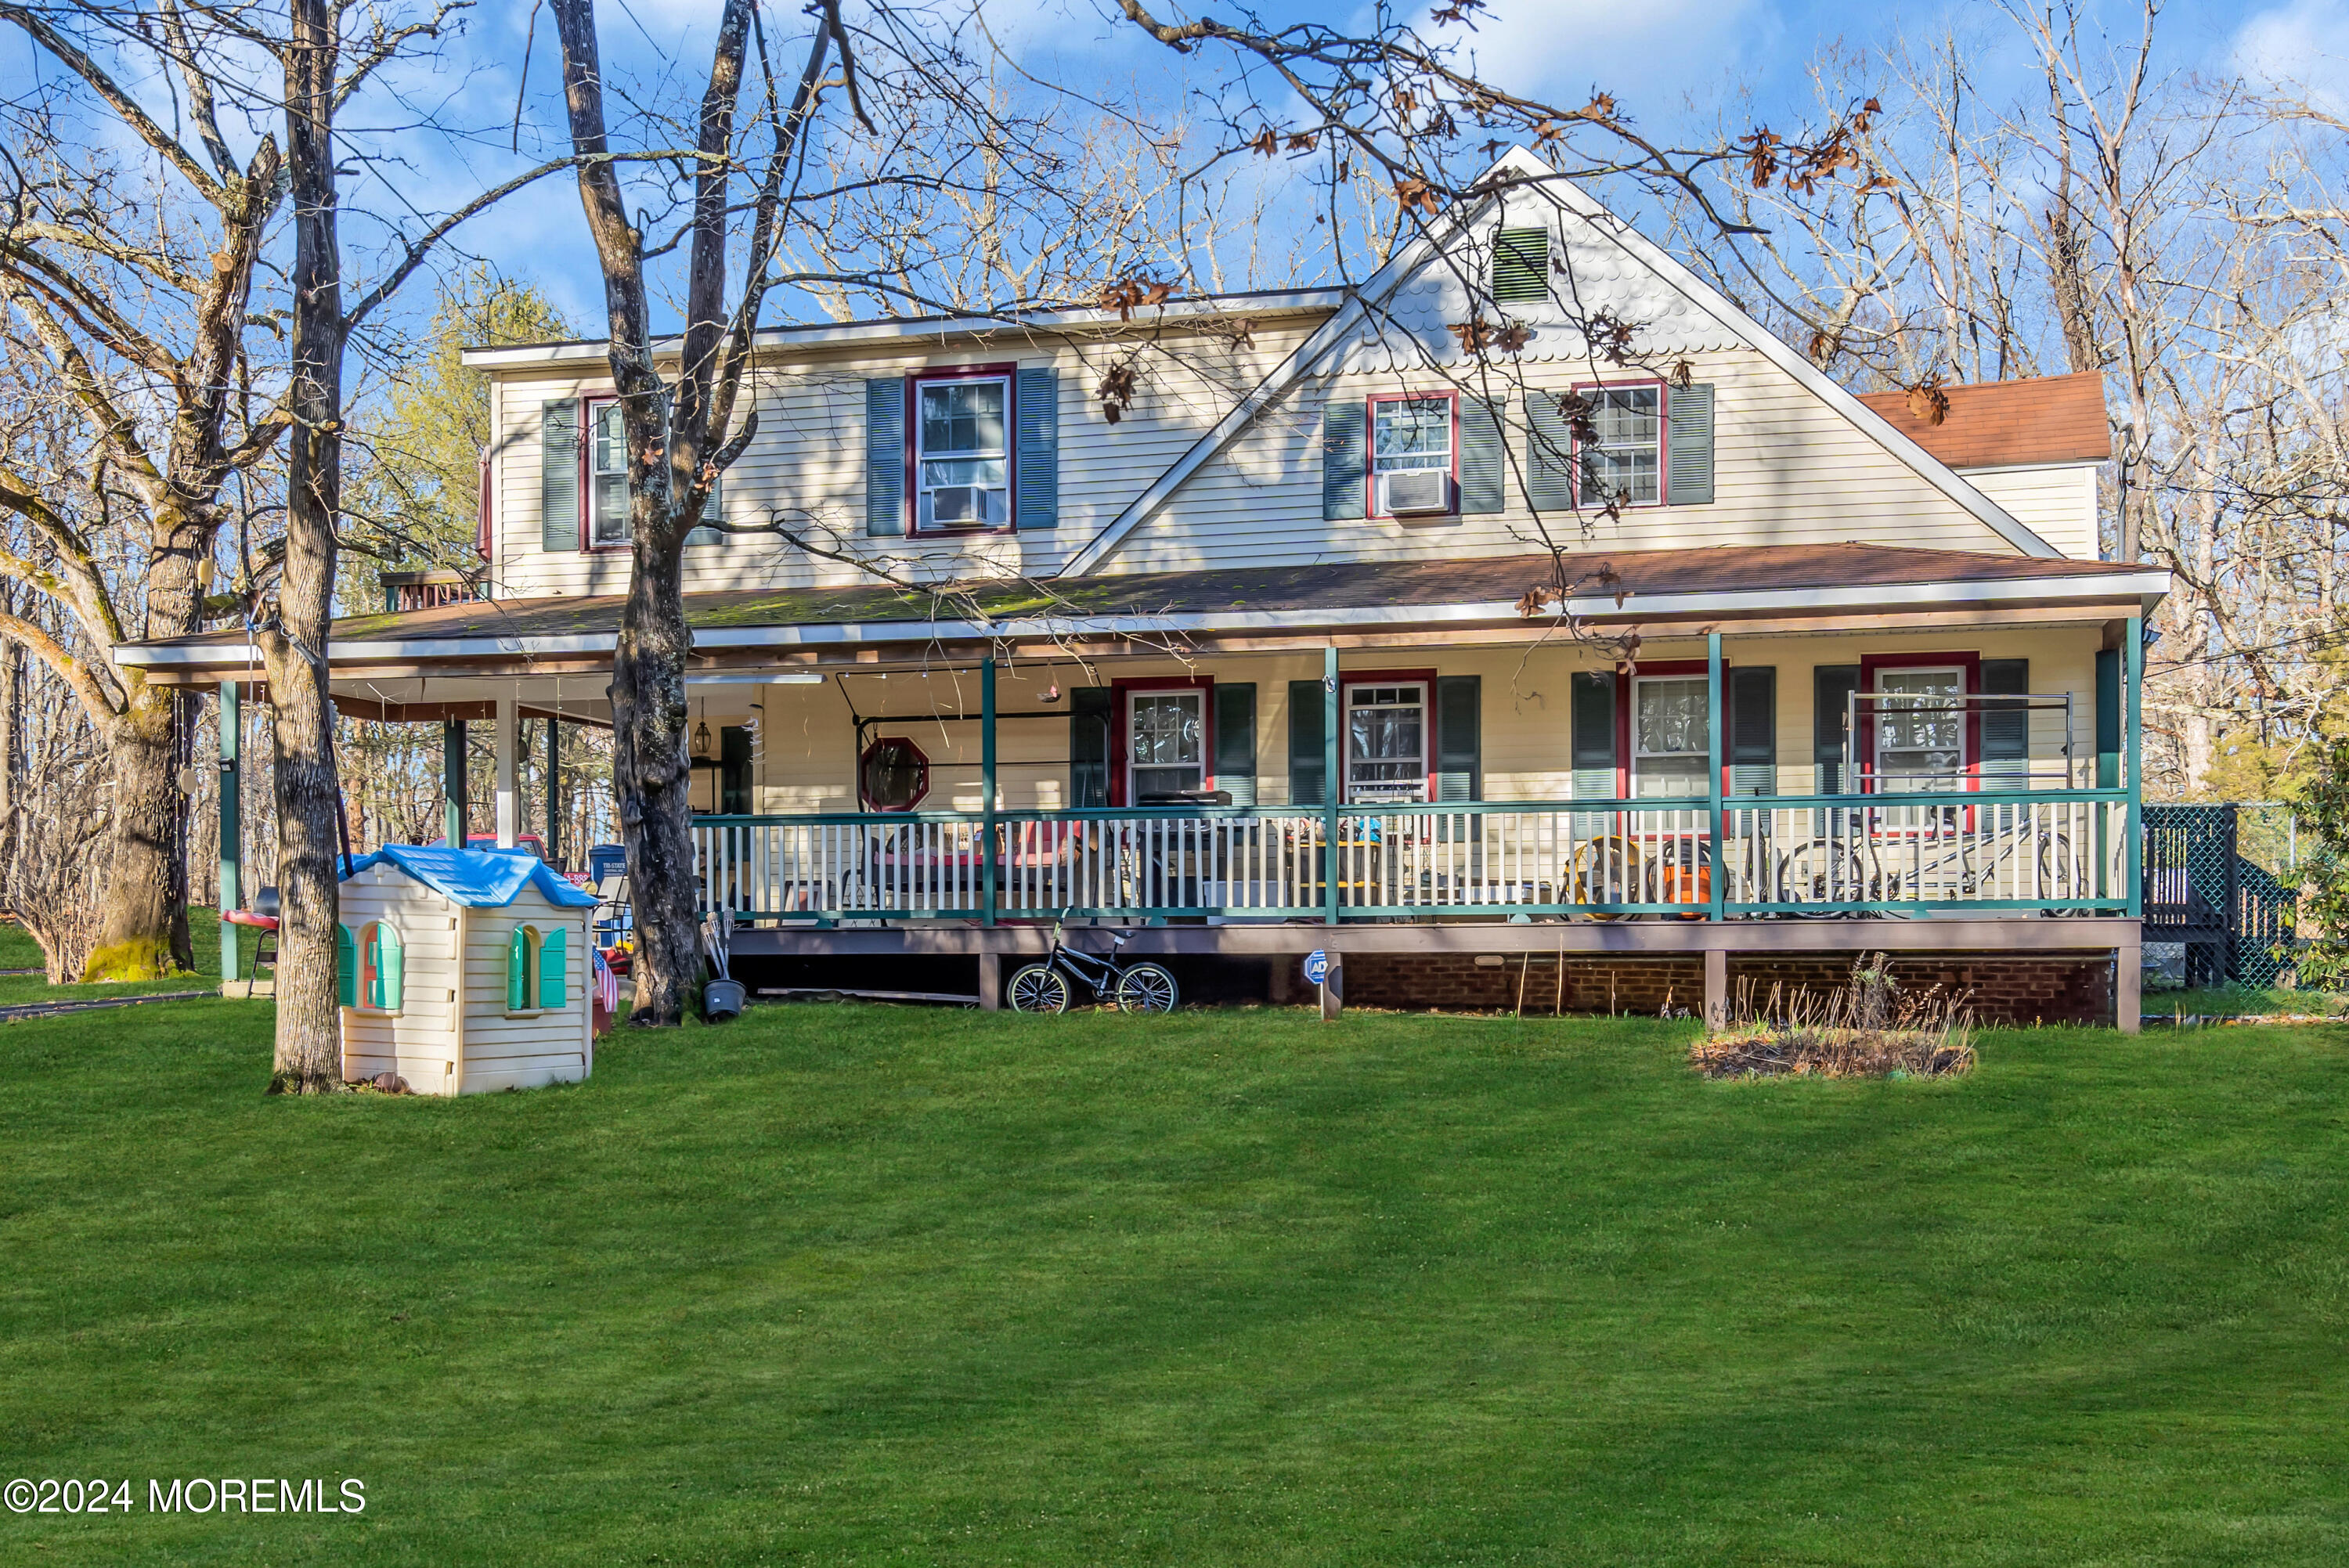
[
  {"left": 1579, "top": 384, "right": 1663, "bottom": 507},
  {"left": 1369, "top": 393, "right": 1456, "bottom": 517},
  {"left": 587, "top": 398, "right": 630, "bottom": 546},
  {"left": 915, "top": 372, "right": 1011, "bottom": 532}
]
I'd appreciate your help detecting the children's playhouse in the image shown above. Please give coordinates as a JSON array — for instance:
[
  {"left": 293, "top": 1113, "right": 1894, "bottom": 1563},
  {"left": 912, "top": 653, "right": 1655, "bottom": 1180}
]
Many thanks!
[{"left": 337, "top": 845, "right": 599, "bottom": 1094}]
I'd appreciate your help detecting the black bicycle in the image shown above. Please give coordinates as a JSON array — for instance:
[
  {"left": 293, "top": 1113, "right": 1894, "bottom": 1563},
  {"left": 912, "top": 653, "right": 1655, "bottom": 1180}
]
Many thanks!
[{"left": 1007, "top": 925, "right": 1179, "bottom": 1014}]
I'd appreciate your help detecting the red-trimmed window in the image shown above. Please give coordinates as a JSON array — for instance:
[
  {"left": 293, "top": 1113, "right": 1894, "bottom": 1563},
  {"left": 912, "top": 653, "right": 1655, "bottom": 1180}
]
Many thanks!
[
  {"left": 911, "top": 365, "right": 1014, "bottom": 534},
  {"left": 1629, "top": 673, "right": 1709, "bottom": 798},
  {"left": 1341, "top": 669, "right": 1436, "bottom": 803},
  {"left": 859, "top": 736, "right": 930, "bottom": 811},
  {"left": 1368, "top": 392, "right": 1458, "bottom": 517},
  {"left": 1858, "top": 652, "right": 1981, "bottom": 793},
  {"left": 1575, "top": 380, "right": 1666, "bottom": 508},
  {"left": 475, "top": 449, "right": 493, "bottom": 561},
  {"left": 583, "top": 395, "right": 631, "bottom": 550}
]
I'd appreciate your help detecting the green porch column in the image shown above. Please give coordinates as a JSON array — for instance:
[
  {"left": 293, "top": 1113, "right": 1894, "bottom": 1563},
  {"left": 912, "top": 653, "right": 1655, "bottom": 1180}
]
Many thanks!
[
  {"left": 981, "top": 657, "right": 997, "bottom": 927},
  {"left": 218, "top": 680, "right": 240, "bottom": 983},
  {"left": 1707, "top": 633, "right": 1726, "bottom": 924},
  {"left": 2126, "top": 616, "right": 2143, "bottom": 921},
  {"left": 1323, "top": 647, "right": 1340, "bottom": 926},
  {"left": 443, "top": 719, "right": 467, "bottom": 847}
]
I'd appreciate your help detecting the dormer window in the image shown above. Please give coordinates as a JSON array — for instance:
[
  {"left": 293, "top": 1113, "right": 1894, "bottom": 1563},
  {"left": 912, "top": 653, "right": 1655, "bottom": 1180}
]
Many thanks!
[{"left": 915, "top": 370, "right": 1012, "bottom": 532}]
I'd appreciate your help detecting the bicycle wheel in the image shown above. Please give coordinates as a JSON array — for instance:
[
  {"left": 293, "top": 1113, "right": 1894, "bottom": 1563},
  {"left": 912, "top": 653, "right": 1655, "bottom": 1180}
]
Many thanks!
[
  {"left": 1114, "top": 962, "right": 1179, "bottom": 1014},
  {"left": 1006, "top": 963, "right": 1070, "bottom": 1014}
]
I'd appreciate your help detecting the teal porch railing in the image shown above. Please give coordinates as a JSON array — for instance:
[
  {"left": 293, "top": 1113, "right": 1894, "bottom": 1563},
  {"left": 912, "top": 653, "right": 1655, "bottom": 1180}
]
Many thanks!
[{"left": 693, "top": 789, "right": 2135, "bottom": 924}]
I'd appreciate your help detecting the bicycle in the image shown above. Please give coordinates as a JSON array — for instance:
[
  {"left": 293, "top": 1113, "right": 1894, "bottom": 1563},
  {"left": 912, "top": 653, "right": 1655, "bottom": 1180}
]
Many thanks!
[
  {"left": 1006, "top": 924, "right": 1180, "bottom": 1014},
  {"left": 1770, "top": 802, "right": 2076, "bottom": 914}
]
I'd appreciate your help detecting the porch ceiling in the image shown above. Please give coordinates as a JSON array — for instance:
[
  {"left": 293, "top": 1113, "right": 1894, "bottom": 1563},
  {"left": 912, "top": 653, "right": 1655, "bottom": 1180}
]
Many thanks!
[{"left": 123, "top": 543, "right": 2167, "bottom": 686}]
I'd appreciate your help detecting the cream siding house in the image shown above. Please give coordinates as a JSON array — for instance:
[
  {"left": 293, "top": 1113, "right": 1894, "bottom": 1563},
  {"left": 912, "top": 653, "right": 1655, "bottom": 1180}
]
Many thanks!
[{"left": 124, "top": 148, "right": 2164, "bottom": 1028}]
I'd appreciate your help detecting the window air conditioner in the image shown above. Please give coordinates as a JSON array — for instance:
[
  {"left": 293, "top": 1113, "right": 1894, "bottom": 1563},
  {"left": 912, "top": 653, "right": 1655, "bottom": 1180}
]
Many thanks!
[
  {"left": 1379, "top": 469, "right": 1452, "bottom": 516},
  {"left": 926, "top": 487, "right": 992, "bottom": 528}
]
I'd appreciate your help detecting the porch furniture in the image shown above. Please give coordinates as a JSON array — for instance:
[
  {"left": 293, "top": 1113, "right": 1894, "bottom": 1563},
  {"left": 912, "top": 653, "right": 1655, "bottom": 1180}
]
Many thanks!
[{"left": 222, "top": 885, "right": 280, "bottom": 999}]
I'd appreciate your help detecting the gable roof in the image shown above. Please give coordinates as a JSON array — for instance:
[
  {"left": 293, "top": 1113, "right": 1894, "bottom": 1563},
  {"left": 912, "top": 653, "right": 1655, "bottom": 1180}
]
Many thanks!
[
  {"left": 1856, "top": 373, "right": 2112, "bottom": 467},
  {"left": 345, "top": 844, "right": 597, "bottom": 909},
  {"left": 1056, "top": 146, "right": 2064, "bottom": 575}
]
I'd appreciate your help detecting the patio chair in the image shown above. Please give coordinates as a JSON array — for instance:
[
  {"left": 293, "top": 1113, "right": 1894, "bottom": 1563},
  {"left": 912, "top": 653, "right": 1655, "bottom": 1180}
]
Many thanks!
[{"left": 222, "top": 885, "right": 280, "bottom": 998}]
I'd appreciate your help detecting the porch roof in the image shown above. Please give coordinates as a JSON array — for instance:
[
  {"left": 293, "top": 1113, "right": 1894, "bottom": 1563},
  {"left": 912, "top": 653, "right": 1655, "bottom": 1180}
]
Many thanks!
[{"left": 121, "top": 543, "right": 2167, "bottom": 676}]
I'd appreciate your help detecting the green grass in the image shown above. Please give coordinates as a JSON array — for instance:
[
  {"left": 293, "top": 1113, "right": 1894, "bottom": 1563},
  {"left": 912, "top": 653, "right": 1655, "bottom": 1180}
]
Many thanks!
[
  {"left": 2154, "top": 983, "right": 2347, "bottom": 1019},
  {"left": 4, "top": 1000, "right": 2348, "bottom": 1564}
]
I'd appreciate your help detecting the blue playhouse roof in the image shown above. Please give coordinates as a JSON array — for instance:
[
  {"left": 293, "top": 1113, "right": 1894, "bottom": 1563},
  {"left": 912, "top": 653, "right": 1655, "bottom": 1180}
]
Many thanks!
[{"left": 342, "top": 844, "right": 598, "bottom": 910}]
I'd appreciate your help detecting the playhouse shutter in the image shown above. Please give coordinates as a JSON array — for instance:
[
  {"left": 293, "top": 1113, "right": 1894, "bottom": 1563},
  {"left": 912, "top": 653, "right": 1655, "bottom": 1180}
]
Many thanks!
[
  {"left": 1458, "top": 400, "right": 1505, "bottom": 514},
  {"left": 865, "top": 378, "right": 904, "bottom": 535},
  {"left": 1728, "top": 666, "right": 1776, "bottom": 795},
  {"left": 1982, "top": 658, "right": 2030, "bottom": 778},
  {"left": 379, "top": 924, "right": 404, "bottom": 1011},
  {"left": 1570, "top": 672, "right": 1616, "bottom": 799},
  {"left": 1814, "top": 665, "right": 1861, "bottom": 794},
  {"left": 335, "top": 924, "right": 356, "bottom": 1008},
  {"left": 1666, "top": 383, "right": 1715, "bottom": 506},
  {"left": 1214, "top": 683, "right": 1257, "bottom": 806},
  {"left": 1435, "top": 676, "right": 1481, "bottom": 802},
  {"left": 1069, "top": 687, "right": 1112, "bottom": 807},
  {"left": 1287, "top": 679, "right": 1327, "bottom": 806},
  {"left": 1524, "top": 390, "right": 1575, "bottom": 512},
  {"left": 1322, "top": 401, "right": 1366, "bottom": 521},
  {"left": 540, "top": 399, "right": 579, "bottom": 553},
  {"left": 539, "top": 926, "right": 568, "bottom": 1010},
  {"left": 1015, "top": 366, "right": 1059, "bottom": 529},
  {"left": 507, "top": 926, "right": 529, "bottom": 1011}
]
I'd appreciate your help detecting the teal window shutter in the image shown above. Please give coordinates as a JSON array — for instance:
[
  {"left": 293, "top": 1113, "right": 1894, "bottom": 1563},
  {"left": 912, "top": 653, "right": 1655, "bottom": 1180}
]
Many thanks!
[
  {"left": 1015, "top": 366, "right": 1059, "bottom": 529},
  {"left": 1322, "top": 401, "right": 1366, "bottom": 521},
  {"left": 1523, "top": 391, "right": 1575, "bottom": 512},
  {"left": 540, "top": 399, "right": 579, "bottom": 553},
  {"left": 539, "top": 926, "right": 568, "bottom": 1011},
  {"left": 1983, "top": 658, "right": 2030, "bottom": 788},
  {"left": 1570, "top": 672, "right": 1616, "bottom": 798},
  {"left": 1435, "top": 676, "right": 1481, "bottom": 801},
  {"left": 380, "top": 924, "right": 404, "bottom": 1012},
  {"left": 2095, "top": 649, "right": 2120, "bottom": 788},
  {"left": 1214, "top": 684, "right": 1257, "bottom": 807},
  {"left": 1813, "top": 665, "right": 1860, "bottom": 795},
  {"left": 1727, "top": 667, "right": 1776, "bottom": 795},
  {"left": 1287, "top": 679, "right": 1326, "bottom": 806},
  {"left": 1666, "top": 383, "right": 1715, "bottom": 506},
  {"left": 865, "top": 379, "right": 904, "bottom": 535},
  {"left": 336, "top": 924, "right": 356, "bottom": 1008},
  {"left": 1458, "top": 400, "right": 1504, "bottom": 515},
  {"left": 507, "top": 926, "right": 529, "bottom": 1011},
  {"left": 1069, "top": 687, "right": 1112, "bottom": 808},
  {"left": 1492, "top": 226, "right": 1550, "bottom": 304}
]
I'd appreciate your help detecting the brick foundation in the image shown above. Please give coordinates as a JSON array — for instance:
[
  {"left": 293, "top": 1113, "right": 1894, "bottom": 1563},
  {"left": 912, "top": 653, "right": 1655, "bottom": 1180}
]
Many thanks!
[{"left": 1330, "top": 949, "right": 2116, "bottom": 1025}]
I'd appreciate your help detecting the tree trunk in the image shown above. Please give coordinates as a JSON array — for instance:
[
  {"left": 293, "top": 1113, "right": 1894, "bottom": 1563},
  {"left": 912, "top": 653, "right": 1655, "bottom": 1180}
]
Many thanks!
[
  {"left": 612, "top": 537, "right": 699, "bottom": 1025},
  {"left": 85, "top": 687, "right": 194, "bottom": 978},
  {"left": 264, "top": 0, "right": 348, "bottom": 1092}
]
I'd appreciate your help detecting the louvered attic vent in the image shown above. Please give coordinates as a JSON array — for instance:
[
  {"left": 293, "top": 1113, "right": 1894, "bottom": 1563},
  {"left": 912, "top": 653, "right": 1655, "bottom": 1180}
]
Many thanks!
[{"left": 1492, "top": 226, "right": 1550, "bottom": 305}]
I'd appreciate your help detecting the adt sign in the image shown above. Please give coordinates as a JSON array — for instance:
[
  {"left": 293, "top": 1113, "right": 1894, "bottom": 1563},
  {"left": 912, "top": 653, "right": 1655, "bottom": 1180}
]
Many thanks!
[{"left": 1302, "top": 950, "right": 1329, "bottom": 987}]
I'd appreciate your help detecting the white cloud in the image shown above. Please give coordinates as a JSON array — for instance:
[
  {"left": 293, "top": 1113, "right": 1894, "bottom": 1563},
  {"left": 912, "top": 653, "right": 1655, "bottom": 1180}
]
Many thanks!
[
  {"left": 2235, "top": 0, "right": 2349, "bottom": 105},
  {"left": 1401, "top": 0, "right": 1771, "bottom": 114}
]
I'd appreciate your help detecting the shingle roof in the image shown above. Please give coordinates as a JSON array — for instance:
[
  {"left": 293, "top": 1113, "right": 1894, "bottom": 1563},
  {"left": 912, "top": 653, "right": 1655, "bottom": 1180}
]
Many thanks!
[
  {"left": 129, "top": 544, "right": 2149, "bottom": 665},
  {"left": 1856, "top": 373, "right": 2111, "bottom": 468}
]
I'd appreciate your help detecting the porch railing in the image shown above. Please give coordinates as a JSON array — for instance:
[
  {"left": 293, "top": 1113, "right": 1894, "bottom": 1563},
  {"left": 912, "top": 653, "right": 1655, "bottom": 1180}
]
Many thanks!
[{"left": 692, "top": 789, "right": 2134, "bottom": 923}]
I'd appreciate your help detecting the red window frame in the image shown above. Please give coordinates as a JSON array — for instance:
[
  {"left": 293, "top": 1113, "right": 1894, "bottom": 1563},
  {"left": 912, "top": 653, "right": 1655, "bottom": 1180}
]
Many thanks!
[
  {"left": 577, "top": 395, "right": 633, "bottom": 554},
  {"left": 1571, "top": 378, "right": 1670, "bottom": 510},
  {"left": 1339, "top": 668, "right": 1438, "bottom": 802},
  {"left": 857, "top": 735, "right": 932, "bottom": 812},
  {"left": 906, "top": 362, "right": 1019, "bottom": 537},
  {"left": 1855, "top": 651, "right": 1982, "bottom": 794},
  {"left": 1611, "top": 660, "right": 1710, "bottom": 802},
  {"left": 1110, "top": 675, "right": 1214, "bottom": 807},
  {"left": 1365, "top": 391, "right": 1460, "bottom": 519}
]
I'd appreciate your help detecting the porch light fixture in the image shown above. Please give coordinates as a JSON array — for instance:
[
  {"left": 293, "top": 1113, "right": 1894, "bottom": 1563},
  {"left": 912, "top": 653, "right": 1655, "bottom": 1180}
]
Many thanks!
[{"left": 692, "top": 714, "right": 713, "bottom": 760}]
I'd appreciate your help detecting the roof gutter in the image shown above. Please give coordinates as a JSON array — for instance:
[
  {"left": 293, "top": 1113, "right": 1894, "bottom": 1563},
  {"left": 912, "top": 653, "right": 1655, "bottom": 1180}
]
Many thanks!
[{"left": 117, "top": 569, "right": 2171, "bottom": 669}]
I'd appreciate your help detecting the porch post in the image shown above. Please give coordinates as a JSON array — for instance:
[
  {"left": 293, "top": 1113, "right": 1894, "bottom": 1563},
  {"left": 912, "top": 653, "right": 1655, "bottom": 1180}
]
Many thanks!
[
  {"left": 981, "top": 656, "right": 997, "bottom": 927},
  {"left": 1707, "top": 632, "right": 1726, "bottom": 923},
  {"left": 494, "top": 694, "right": 518, "bottom": 848},
  {"left": 546, "top": 715, "right": 561, "bottom": 869},
  {"left": 218, "top": 680, "right": 240, "bottom": 983},
  {"left": 1322, "top": 647, "right": 1340, "bottom": 926},
  {"left": 442, "top": 719, "right": 467, "bottom": 847},
  {"left": 2125, "top": 616, "right": 2143, "bottom": 921}
]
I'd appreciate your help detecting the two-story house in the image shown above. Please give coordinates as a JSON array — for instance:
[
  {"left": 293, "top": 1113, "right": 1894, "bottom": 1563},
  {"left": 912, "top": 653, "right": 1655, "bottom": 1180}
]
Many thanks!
[{"left": 127, "top": 150, "right": 2164, "bottom": 1026}]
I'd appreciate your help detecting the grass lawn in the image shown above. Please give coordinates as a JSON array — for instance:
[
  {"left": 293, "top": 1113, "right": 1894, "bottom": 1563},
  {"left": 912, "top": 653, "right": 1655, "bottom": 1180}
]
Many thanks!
[
  {"left": 3, "top": 997, "right": 2347, "bottom": 1565},
  {"left": 0, "top": 910, "right": 235, "bottom": 1007}
]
